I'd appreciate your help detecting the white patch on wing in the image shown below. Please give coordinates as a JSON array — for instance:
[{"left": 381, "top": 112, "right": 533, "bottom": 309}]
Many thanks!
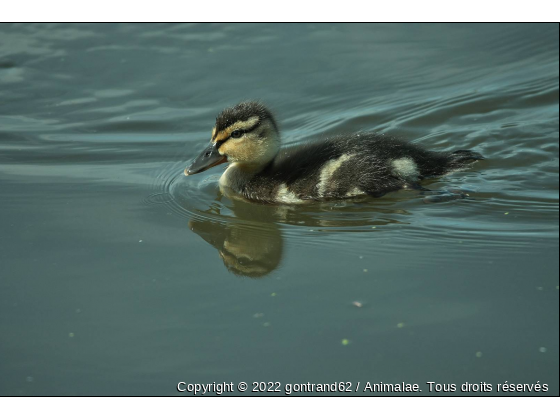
[
  {"left": 276, "top": 183, "right": 304, "bottom": 204},
  {"left": 392, "top": 158, "right": 419, "bottom": 180},
  {"left": 317, "top": 154, "right": 354, "bottom": 197},
  {"left": 345, "top": 187, "right": 365, "bottom": 197}
]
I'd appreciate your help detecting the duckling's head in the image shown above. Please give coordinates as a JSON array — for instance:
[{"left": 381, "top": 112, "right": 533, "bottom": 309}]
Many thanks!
[{"left": 185, "top": 101, "right": 280, "bottom": 176}]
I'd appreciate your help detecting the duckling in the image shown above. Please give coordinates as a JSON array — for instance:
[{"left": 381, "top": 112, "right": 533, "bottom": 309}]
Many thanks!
[{"left": 185, "top": 101, "right": 483, "bottom": 204}]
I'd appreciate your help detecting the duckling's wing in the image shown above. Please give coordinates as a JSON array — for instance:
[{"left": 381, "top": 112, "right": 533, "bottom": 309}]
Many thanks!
[
  {"left": 264, "top": 135, "right": 407, "bottom": 198},
  {"left": 268, "top": 140, "right": 342, "bottom": 185}
]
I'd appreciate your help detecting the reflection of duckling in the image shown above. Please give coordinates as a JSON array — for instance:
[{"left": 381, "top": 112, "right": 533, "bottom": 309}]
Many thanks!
[
  {"left": 188, "top": 211, "right": 283, "bottom": 278},
  {"left": 185, "top": 101, "right": 483, "bottom": 204}
]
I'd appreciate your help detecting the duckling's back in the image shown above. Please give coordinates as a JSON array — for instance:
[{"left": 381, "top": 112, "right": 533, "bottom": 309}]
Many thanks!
[{"left": 241, "top": 133, "right": 483, "bottom": 203}]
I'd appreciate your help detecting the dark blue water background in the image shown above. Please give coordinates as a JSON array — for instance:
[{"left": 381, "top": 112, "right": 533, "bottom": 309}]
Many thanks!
[{"left": 0, "top": 23, "right": 558, "bottom": 396}]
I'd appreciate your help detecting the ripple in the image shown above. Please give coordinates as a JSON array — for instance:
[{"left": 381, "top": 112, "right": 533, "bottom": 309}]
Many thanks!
[{"left": 144, "top": 192, "right": 174, "bottom": 205}]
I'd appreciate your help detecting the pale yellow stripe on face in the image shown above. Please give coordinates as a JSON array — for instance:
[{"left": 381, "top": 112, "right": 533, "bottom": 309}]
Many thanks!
[{"left": 213, "top": 116, "right": 259, "bottom": 143}]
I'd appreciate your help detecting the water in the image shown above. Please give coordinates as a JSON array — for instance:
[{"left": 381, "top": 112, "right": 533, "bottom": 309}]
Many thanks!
[{"left": 0, "top": 23, "right": 558, "bottom": 396}]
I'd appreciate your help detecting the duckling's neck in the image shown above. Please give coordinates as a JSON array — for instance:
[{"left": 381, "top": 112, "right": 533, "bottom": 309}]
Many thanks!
[
  {"left": 220, "top": 129, "right": 280, "bottom": 194},
  {"left": 219, "top": 161, "right": 269, "bottom": 192}
]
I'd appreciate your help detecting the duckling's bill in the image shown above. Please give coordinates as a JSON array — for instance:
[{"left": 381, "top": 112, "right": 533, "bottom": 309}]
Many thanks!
[{"left": 184, "top": 142, "right": 227, "bottom": 176}]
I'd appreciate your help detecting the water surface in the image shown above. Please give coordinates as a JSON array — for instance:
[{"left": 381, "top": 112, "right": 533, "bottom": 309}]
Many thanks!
[{"left": 0, "top": 23, "right": 558, "bottom": 396}]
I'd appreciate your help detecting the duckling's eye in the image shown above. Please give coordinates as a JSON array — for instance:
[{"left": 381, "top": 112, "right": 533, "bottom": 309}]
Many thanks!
[{"left": 231, "top": 130, "right": 243, "bottom": 139}]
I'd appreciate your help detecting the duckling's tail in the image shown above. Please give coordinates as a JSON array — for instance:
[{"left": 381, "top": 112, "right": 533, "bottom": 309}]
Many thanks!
[{"left": 450, "top": 149, "right": 484, "bottom": 164}]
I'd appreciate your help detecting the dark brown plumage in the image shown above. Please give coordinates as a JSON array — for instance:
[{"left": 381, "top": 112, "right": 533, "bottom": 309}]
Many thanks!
[{"left": 186, "top": 101, "right": 484, "bottom": 203}]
